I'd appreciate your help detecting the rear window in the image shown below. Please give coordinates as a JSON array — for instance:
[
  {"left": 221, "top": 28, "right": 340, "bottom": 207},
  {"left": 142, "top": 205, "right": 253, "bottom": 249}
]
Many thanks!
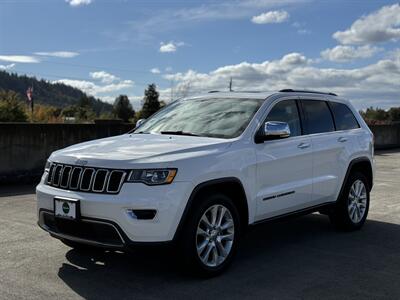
[
  {"left": 330, "top": 102, "right": 360, "bottom": 131},
  {"left": 302, "top": 100, "right": 335, "bottom": 134}
]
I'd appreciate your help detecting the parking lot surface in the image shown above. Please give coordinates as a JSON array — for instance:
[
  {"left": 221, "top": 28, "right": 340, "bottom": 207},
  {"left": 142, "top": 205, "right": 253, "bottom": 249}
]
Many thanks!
[{"left": 1, "top": 150, "right": 400, "bottom": 299}]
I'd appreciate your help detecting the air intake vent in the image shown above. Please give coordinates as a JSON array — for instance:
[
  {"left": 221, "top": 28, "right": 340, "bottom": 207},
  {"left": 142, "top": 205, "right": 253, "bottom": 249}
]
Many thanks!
[{"left": 46, "top": 163, "right": 126, "bottom": 194}]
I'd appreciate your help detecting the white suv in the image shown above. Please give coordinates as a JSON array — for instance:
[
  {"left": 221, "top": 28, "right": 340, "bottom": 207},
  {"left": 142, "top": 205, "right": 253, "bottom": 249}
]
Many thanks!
[{"left": 37, "top": 90, "right": 374, "bottom": 276}]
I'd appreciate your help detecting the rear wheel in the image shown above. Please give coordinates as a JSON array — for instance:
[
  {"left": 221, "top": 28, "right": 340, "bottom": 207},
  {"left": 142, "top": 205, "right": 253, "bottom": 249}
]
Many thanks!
[
  {"left": 179, "top": 193, "right": 241, "bottom": 277},
  {"left": 329, "top": 172, "right": 370, "bottom": 230}
]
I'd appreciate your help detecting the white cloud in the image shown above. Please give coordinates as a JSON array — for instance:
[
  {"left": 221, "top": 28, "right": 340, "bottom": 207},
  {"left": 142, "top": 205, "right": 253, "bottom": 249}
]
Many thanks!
[
  {"left": 90, "top": 71, "right": 119, "bottom": 84},
  {"left": 0, "top": 63, "right": 16, "bottom": 70},
  {"left": 162, "top": 51, "right": 400, "bottom": 109},
  {"left": 65, "top": 0, "right": 92, "bottom": 7},
  {"left": 0, "top": 55, "right": 39, "bottom": 63},
  {"left": 34, "top": 51, "right": 79, "bottom": 58},
  {"left": 321, "top": 45, "right": 382, "bottom": 62},
  {"left": 150, "top": 68, "right": 161, "bottom": 74},
  {"left": 333, "top": 3, "right": 400, "bottom": 45},
  {"left": 53, "top": 71, "right": 134, "bottom": 99},
  {"left": 251, "top": 10, "right": 289, "bottom": 24},
  {"left": 54, "top": 79, "right": 134, "bottom": 95},
  {"left": 292, "top": 22, "right": 310, "bottom": 35},
  {"left": 124, "top": 0, "right": 303, "bottom": 41},
  {"left": 159, "top": 41, "right": 185, "bottom": 53}
]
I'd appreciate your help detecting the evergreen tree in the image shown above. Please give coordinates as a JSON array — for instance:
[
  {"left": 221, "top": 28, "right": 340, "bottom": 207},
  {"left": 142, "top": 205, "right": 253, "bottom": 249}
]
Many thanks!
[
  {"left": 0, "top": 89, "right": 28, "bottom": 122},
  {"left": 141, "top": 84, "right": 160, "bottom": 119},
  {"left": 113, "top": 95, "right": 134, "bottom": 122}
]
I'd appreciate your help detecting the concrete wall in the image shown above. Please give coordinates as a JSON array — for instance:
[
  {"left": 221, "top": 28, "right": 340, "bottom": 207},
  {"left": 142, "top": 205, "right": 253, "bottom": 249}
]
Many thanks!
[
  {"left": 0, "top": 123, "right": 399, "bottom": 184},
  {"left": 0, "top": 123, "right": 133, "bottom": 184},
  {"left": 369, "top": 124, "right": 400, "bottom": 150}
]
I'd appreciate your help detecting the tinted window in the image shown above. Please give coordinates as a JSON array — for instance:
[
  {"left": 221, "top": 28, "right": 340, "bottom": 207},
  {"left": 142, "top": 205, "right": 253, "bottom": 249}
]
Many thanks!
[
  {"left": 266, "top": 100, "right": 301, "bottom": 137},
  {"left": 330, "top": 102, "right": 359, "bottom": 130},
  {"left": 302, "top": 100, "right": 335, "bottom": 134}
]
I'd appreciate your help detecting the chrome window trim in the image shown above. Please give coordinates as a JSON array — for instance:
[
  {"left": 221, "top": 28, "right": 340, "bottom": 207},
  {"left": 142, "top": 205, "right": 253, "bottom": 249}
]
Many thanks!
[
  {"left": 106, "top": 170, "right": 126, "bottom": 193},
  {"left": 79, "top": 168, "right": 95, "bottom": 191},
  {"left": 92, "top": 169, "right": 109, "bottom": 193}
]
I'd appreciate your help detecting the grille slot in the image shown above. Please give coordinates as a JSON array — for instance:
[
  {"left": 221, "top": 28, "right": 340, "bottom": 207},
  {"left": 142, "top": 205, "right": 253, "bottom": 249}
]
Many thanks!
[
  {"left": 107, "top": 170, "right": 126, "bottom": 193},
  {"left": 93, "top": 170, "right": 109, "bottom": 192},
  {"left": 70, "top": 167, "right": 82, "bottom": 189},
  {"left": 46, "top": 163, "right": 126, "bottom": 194},
  {"left": 53, "top": 165, "right": 63, "bottom": 186},
  {"left": 80, "top": 168, "right": 95, "bottom": 191},
  {"left": 60, "top": 166, "right": 72, "bottom": 188}
]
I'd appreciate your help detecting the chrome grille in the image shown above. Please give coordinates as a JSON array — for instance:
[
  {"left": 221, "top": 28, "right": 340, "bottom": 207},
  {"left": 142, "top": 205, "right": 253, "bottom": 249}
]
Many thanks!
[{"left": 46, "top": 163, "right": 126, "bottom": 194}]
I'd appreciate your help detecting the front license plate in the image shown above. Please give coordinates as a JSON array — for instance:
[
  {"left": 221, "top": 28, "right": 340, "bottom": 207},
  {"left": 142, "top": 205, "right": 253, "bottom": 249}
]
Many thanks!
[{"left": 54, "top": 197, "right": 80, "bottom": 220}]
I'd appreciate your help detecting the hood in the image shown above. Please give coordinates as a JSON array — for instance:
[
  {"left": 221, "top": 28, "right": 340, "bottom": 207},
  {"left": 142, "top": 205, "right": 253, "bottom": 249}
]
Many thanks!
[{"left": 50, "top": 133, "right": 231, "bottom": 168}]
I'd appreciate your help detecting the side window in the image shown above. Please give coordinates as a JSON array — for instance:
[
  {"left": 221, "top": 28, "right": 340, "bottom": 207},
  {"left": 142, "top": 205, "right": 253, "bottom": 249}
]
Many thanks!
[
  {"left": 266, "top": 100, "right": 301, "bottom": 137},
  {"left": 302, "top": 100, "right": 335, "bottom": 134},
  {"left": 330, "top": 102, "right": 360, "bottom": 131}
]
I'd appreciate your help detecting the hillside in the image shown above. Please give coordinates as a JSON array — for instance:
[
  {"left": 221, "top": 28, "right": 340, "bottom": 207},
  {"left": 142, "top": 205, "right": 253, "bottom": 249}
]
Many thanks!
[{"left": 0, "top": 71, "right": 113, "bottom": 114}]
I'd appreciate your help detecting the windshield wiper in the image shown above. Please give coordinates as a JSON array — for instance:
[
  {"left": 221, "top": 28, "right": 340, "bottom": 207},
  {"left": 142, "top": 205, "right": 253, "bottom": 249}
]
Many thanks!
[{"left": 160, "top": 131, "right": 199, "bottom": 137}]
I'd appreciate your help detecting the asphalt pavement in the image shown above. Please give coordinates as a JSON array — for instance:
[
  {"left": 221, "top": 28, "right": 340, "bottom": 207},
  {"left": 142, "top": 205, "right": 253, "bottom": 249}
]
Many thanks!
[{"left": 1, "top": 150, "right": 400, "bottom": 299}]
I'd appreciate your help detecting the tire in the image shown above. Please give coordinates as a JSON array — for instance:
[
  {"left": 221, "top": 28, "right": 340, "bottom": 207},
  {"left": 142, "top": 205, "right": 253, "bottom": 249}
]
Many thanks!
[
  {"left": 329, "top": 171, "right": 370, "bottom": 231},
  {"left": 179, "top": 193, "right": 241, "bottom": 277}
]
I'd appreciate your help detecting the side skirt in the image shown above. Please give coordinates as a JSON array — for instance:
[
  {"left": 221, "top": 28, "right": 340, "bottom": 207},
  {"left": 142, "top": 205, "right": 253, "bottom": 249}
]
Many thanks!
[{"left": 252, "top": 202, "right": 335, "bottom": 226}]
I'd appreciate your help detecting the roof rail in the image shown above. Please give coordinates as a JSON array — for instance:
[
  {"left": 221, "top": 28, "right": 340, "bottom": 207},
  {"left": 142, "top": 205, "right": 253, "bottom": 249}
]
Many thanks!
[
  {"left": 208, "top": 90, "right": 268, "bottom": 94},
  {"left": 279, "top": 89, "right": 337, "bottom": 96}
]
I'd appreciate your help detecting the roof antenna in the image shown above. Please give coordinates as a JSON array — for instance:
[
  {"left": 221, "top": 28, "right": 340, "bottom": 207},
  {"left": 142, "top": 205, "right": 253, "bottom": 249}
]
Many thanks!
[{"left": 229, "top": 77, "right": 233, "bottom": 92}]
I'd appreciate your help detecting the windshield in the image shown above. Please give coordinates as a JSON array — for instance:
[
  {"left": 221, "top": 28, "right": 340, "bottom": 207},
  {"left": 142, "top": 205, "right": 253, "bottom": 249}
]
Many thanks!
[{"left": 135, "top": 97, "right": 264, "bottom": 139}]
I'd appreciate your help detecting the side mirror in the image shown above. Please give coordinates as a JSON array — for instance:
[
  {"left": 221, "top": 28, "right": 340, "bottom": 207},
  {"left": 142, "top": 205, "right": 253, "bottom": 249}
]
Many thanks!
[
  {"left": 135, "top": 118, "right": 146, "bottom": 128},
  {"left": 255, "top": 121, "right": 291, "bottom": 143}
]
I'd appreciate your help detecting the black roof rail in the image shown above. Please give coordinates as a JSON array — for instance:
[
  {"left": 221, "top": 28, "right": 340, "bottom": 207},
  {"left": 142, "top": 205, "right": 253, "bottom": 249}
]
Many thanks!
[
  {"left": 279, "top": 89, "right": 337, "bottom": 96},
  {"left": 208, "top": 90, "right": 267, "bottom": 94}
]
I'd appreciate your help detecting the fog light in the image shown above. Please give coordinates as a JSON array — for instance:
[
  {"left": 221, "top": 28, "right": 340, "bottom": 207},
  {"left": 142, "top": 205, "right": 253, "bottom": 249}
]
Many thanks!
[{"left": 127, "top": 209, "right": 156, "bottom": 220}]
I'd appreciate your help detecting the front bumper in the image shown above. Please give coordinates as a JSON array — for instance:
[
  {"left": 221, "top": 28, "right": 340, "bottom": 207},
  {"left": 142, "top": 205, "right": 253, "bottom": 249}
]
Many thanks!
[{"left": 36, "top": 179, "right": 194, "bottom": 243}]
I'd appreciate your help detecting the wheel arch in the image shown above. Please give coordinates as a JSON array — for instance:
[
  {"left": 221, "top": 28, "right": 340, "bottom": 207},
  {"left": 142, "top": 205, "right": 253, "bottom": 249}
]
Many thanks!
[
  {"left": 173, "top": 177, "right": 249, "bottom": 241},
  {"left": 339, "top": 157, "right": 373, "bottom": 199}
]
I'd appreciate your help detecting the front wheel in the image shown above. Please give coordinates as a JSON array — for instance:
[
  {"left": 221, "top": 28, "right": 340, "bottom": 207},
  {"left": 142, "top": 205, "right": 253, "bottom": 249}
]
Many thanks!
[
  {"left": 179, "top": 193, "right": 241, "bottom": 277},
  {"left": 329, "top": 172, "right": 370, "bottom": 231}
]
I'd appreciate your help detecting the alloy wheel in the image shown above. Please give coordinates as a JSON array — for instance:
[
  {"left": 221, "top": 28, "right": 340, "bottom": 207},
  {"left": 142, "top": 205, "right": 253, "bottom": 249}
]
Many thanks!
[
  {"left": 196, "top": 204, "right": 235, "bottom": 268},
  {"left": 348, "top": 179, "right": 367, "bottom": 224}
]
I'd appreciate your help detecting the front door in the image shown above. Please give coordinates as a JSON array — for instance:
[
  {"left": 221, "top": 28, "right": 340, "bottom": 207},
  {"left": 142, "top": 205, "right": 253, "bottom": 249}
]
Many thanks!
[{"left": 255, "top": 99, "right": 314, "bottom": 221}]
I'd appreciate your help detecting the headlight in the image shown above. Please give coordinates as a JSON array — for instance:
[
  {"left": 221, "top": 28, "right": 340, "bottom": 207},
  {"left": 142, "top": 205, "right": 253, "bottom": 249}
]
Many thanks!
[
  {"left": 44, "top": 160, "right": 51, "bottom": 173},
  {"left": 127, "top": 169, "right": 177, "bottom": 185}
]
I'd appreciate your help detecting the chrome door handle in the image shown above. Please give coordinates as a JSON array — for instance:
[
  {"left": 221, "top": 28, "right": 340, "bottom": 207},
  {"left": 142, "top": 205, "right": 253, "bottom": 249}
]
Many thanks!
[
  {"left": 297, "top": 142, "right": 310, "bottom": 149},
  {"left": 338, "top": 136, "right": 348, "bottom": 143}
]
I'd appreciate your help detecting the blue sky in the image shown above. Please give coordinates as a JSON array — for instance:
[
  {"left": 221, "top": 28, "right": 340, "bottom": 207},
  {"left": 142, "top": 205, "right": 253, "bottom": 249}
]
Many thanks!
[{"left": 0, "top": 0, "right": 399, "bottom": 109}]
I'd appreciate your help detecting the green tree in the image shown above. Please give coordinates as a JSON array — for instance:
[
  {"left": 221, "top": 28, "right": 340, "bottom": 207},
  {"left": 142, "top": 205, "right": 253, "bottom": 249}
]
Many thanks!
[
  {"left": 71, "top": 95, "right": 96, "bottom": 122},
  {"left": 113, "top": 95, "right": 134, "bottom": 122},
  {"left": 360, "top": 107, "right": 389, "bottom": 121},
  {"left": 141, "top": 83, "right": 160, "bottom": 119},
  {"left": 0, "top": 89, "right": 28, "bottom": 122},
  {"left": 388, "top": 107, "right": 400, "bottom": 122}
]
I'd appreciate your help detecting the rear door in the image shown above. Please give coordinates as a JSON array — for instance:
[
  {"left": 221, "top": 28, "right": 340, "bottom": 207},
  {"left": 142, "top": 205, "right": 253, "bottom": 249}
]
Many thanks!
[
  {"left": 255, "top": 98, "right": 314, "bottom": 221},
  {"left": 299, "top": 97, "right": 350, "bottom": 204}
]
